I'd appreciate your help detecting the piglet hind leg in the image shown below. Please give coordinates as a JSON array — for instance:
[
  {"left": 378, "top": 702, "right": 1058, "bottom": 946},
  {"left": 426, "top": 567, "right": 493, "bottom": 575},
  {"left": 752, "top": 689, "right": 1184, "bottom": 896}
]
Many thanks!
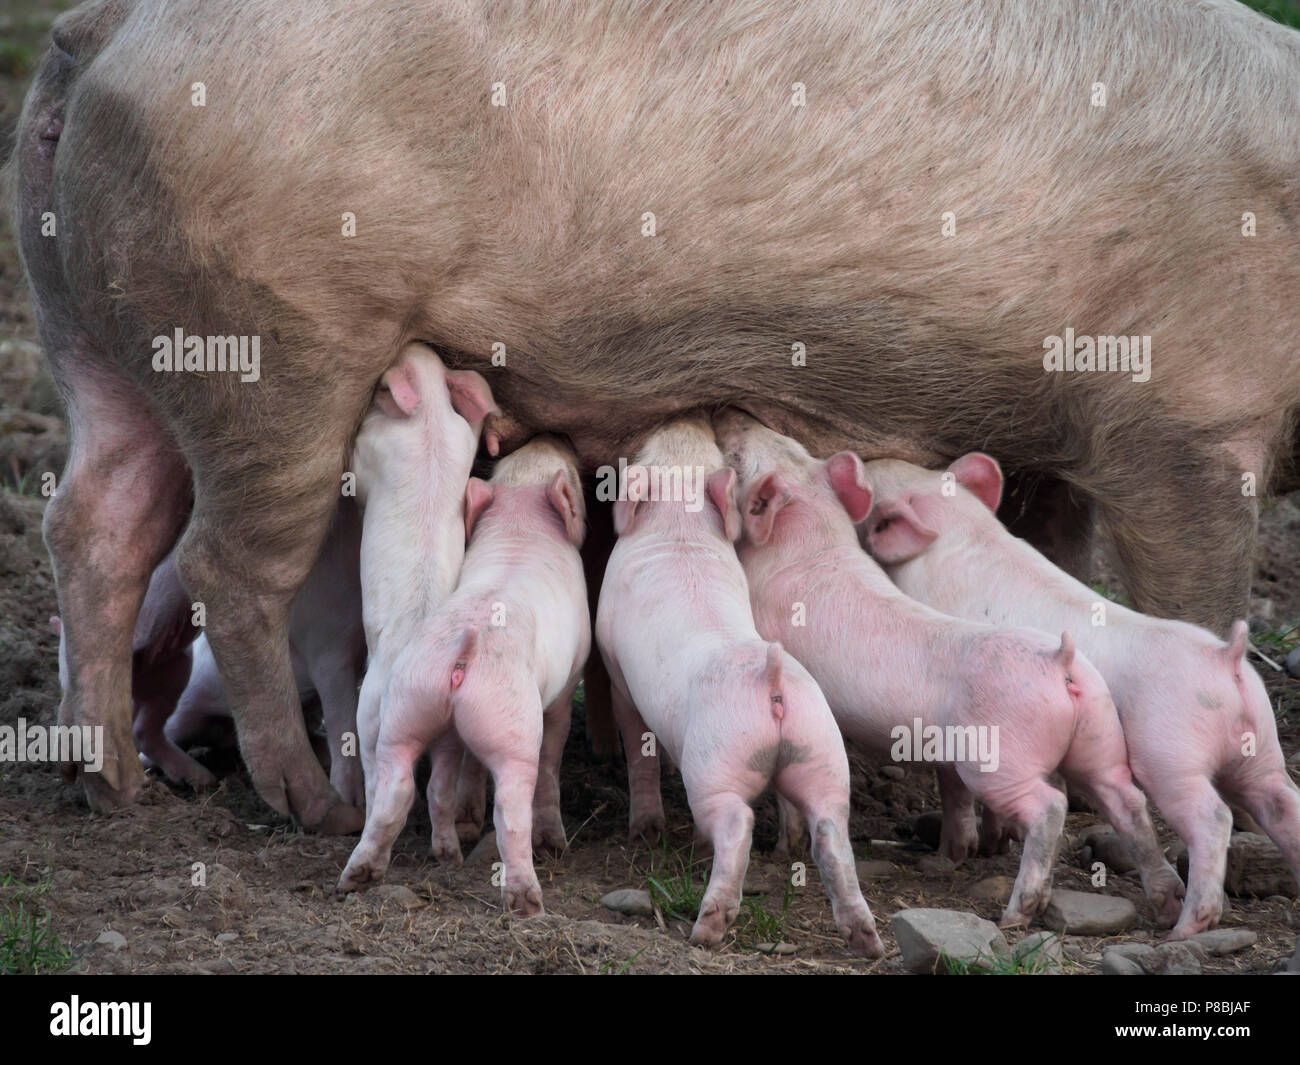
[
  {"left": 454, "top": 751, "right": 488, "bottom": 846},
  {"left": 777, "top": 763, "right": 884, "bottom": 958},
  {"left": 1149, "top": 776, "right": 1233, "bottom": 940},
  {"left": 426, "top": 733, "right": 465, "bottom": 866},
  {"left": 1222, "top": 766, "right": 1300, "bottom": 911},
  {"left": 532, "top": 682, "right": 576, "bottom": 856},
  {"left": 686, "top": 791, "right": 755, "bottom": 948},
  {"left": 42, "top": 352, "right": 192, "bottom": 810},
  {"left": 337, "top": 736, "right": 424, "bottom": 895},
  {"left": 483, "top": 755, "right": 544, "bottom": 915},
  {"left": 978, "top": 775, "right": 1067, "bottom": 928},
  {"left": 176, "top": 450, "right": 362, "bottom": 834},
  {"left": 609, "top": 684, "right": 665, "bottom": 844},
  {"left": 935, "top": 766, "right": 979, "bottom": 863}
]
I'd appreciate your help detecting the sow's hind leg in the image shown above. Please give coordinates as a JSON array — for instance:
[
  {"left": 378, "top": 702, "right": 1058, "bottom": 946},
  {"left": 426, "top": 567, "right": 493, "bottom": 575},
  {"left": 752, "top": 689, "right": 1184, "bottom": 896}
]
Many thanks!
[{"left": 41, "top": 341, "right": 192, "bottom": 811}]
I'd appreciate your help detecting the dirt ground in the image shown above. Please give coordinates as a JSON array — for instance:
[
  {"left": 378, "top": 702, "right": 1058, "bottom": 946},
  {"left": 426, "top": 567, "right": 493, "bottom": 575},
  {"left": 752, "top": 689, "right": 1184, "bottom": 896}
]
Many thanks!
[{"left": 1, "top": 1, "right": 1298, "bottom": 977}]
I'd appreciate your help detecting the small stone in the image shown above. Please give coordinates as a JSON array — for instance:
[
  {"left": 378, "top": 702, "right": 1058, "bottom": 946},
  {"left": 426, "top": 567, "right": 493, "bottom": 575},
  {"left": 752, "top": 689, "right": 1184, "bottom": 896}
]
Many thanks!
[
  {"left": 1043, "top": 890, "right": 1137, "bottom": 935},
  {"left": 600, "top": 889, "right": 655, "bottom": 917},
  {"left": 374, "top": 884, "right": 422, "bottom": 909},
  {"left": 910, "top": 811, "right": 943, "bottom": 851},
  {"left": 1186, "top": 928, "right": 1257, "bottom": 956},
  {"left": 1223, "top": 833, "right": 1298, "bottom": 898},
  {"left": 880, "top": 765, "right": 905, "bottom": 781},
  {"left": 969, "top": 876, "right": 1016, "bottom": 904},
  {"left": 917, "top": 854, "right": 956, "bottom": 876},
  {"left": 1139, "top": 942, "right": 1204, "bottom": 976},
  {"left": 1106, "top": 942, "right": 1156, "bottom": 963},
  {"left": 465, "top": 830, "right": 497, "bottom": 865},
  {"left": 855, "top": 860, "right": 896, "bottom": 880},
  {"left": 214, "top": 932, "right": 238, "bottom": 945},
  {"left": 1079, "top": 824, "right": 1137, "bottom": 875},
  {"left": 1101, "top": 950, "right": 1144, "bottom": 975},
  {"left": 890, "top": 908, "right": 1010, "bottom": 975},
  {"left": 743, "top": 866, "right": 783, "bottom": 896},
  {"left": 754, "top": 941, "right": 796, "bottom": 955},
  {"left": 1014, "top": 931, "right": 1064, "bottom": 972},
  {"left": 94, "top": 930, "right": 127, "bottom": 953},
  {"left": 1286, "top": 646, "right": 1300, "bottom": 681}
]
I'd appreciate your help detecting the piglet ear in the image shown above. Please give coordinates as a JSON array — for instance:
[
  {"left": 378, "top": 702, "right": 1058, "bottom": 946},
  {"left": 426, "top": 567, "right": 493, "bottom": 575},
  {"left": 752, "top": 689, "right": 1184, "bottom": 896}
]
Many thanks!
[
  {"left": 743, "top": 471, "right": 793, "bottom": 546},
  {"left": 547, "top": 470, "right": 585, "bottom": 547},
  {"left": 463, "top": 477, "right": 495, "bottom": 541},
  {"left": 948, "top": 452, "right": 1003, "bottom": 512},
  {"left": 865, "top": 498, "right": 939, "bottom": 565},
  {"left": 826, "top": 451, "right": 872, "bottom": 522},
  {"left": 706, "top": 467, "right": 741, "bottom": 542},
  {"left": 375, "top": 362, "right": 420, "bottom": 418},
  {"left": 445, "top": 370, "right": 498, "bottom": 426}
]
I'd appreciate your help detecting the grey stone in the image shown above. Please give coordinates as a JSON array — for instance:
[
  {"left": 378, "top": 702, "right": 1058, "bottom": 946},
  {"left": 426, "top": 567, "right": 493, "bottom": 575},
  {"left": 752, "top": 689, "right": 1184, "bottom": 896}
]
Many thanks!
[
  {"left": 214, "top": 932, "right": 238, "bottom": 945},
  {"left": 1107, "top": 942, "right": 1155, "bottom": 962},
  {"left": 94, "top": 930, "right": 127, "bottom": 952},
  {"left": 375, "top": 884, "right": 423, "bottom": 908},
  {"left": 969, "top": 876, "right": 1016, "bottom": 903},
  {"left": 1014, "top": 931, "right": 1064, "bottom": 972},
  {"left": 1079, "top": 824, "right": 1137, "bottom": 875},
  {"left": 1043, "top": 890, "right": 1137, "bottom": 935},
  {"left": 1139, "top": 942, "right": 1204, "bottom": 976},
  {"left": 890, "top": 908, "right": 1010, "bottom": 975},
  {"left": 1288, "top": 645, "right": 1300, "bottom": 680},
  {"left": 917, "top": 854, "right": 956, "bottom": 876},
  {"left": 754, "top": 941, "right": 796, "bottom": 955},
  {"left": 1186, "top": 928, "right": 1257, "bottom": 956},
  {"left": 600, "top": 888, "right": 655, "bottom": 917},
  {"left": 1101, "top": 949, "right": 1144, "bottom": 975}
]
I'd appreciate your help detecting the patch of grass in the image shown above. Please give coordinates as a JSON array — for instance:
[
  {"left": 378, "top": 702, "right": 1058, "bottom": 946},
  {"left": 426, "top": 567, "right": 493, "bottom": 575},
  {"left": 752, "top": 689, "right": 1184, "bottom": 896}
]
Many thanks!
[
  {"left": 644, "top": 839, "right": 705, "bottom": 922},
  {"left": 1089, "top": 582, "right": 1131, "bottom": 608},
  {"left": 733, "top": 876, "right": 795, "bottom": 950},
  {"left": 1242, "top": 0, "right": 1300, "bottom": 29},
  {"left": 940, "top": 935, "right": 1062, "bottom": 975},
  {"left": 1252, "top": 622, "right": 1297, "bottom": 656},
  {"left": 598, "top": 946, "right": 645, "bottom": 975},
  {"left": 0, "top": 873, "right": 75, "bottom": 975},
  {"left": 0, "top": 40, "right": 37, "bottom": 78}
]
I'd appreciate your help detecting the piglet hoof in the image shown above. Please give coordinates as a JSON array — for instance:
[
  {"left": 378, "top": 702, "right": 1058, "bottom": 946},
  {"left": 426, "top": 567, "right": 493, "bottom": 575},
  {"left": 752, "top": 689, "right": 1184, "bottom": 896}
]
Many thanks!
[
  {"left": 628, "top": 811, "right": 666, "bottom": 847},
  {"left": 335, "top": 863, "right": 380, "bottom": 897},
  {"left": 430, "top": 834, "right": 464, "bottom": 867},
  {"left": 1151, "top": 881, "right": 1186, "bottom": 930},
  {"left": 504, "top": 883, "right": 544, "bottom": 917},
  {"left": 83, "top": 759, "right": 148, "bottom": 812},
  {"left": 841, "top": 916, "right": 886, "bottom": 959},
  {"left": 314, "top": 802, "right": 366, "bottom": 836},
  {"left": 532, "top": 816, "right": 567, "bottom": 858},
  {"left": 688, "top": 901, "right": 733, "bottom": 948}
]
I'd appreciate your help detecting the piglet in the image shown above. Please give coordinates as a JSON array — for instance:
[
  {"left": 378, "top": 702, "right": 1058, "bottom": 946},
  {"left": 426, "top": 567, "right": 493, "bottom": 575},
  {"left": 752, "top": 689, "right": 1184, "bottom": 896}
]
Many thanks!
[
  {"left": 596, "top": 415, "right": 883, "bottom": 954},
  {"left": 714, "top": 409, "right": 1184, "bottom": 929},
  {"left": 860, "top": 452, "right": 1299, "bottom": 938},
  {"left": 338, "top": 427, "right": 589, "bottom": 916}
]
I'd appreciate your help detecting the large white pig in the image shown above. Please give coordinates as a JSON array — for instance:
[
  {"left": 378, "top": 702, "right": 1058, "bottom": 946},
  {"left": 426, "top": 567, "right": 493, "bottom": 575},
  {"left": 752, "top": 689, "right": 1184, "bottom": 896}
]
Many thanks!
[
  {"left": 860, "top": 452, "right": 1300, "bottom": 939},
  {"left": 596, "top": 415, "right": 884, "bottom": 954}
]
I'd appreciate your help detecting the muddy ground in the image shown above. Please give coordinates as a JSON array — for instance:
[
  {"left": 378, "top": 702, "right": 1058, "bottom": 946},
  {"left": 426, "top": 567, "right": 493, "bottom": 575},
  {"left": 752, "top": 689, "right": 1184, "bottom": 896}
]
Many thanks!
[{"left": 1, "top": 1, "right": 1298, "bottom": 976}]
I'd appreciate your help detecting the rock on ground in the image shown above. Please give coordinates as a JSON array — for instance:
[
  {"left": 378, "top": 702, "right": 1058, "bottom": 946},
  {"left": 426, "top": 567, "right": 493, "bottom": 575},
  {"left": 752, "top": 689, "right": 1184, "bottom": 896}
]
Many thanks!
[
  {"left": 1043, "top": 890, "right": 1137, "bottom": 935},
  {"left": 601, "top": 889, "right": 655, "bottom": 917},
  {"left": 890, "top": 908, "right": 1010, "bottom": 974}
]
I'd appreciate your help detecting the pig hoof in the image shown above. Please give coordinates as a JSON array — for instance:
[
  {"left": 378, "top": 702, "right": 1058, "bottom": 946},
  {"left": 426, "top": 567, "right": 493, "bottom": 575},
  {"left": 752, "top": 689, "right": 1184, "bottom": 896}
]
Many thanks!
[
  {"left": 689, "top": 901, "right": 734, "bottom": 947},
  {"left": 842, "top": 919, "right": 886, "bottom": 959},
  {"left": 83, "top": 763, "right": 147, "bottom": 812},
  {"left": 313, "top": 803, "right": 366, "bottom": 836},
  {"left": 628, "top": 812, "right": 666, "bottom": 846},
  {"left": 336, "top": 865, "right": 379, "bottom": 896},
  {"left": 430, "top": 836, "right": 464, "bottom": 866},
  {"left": 532, "top": 821, "right": 567, "bottom": 857},
  {"left": 505, "top": 884, "right": 544, "bottom": 916}
]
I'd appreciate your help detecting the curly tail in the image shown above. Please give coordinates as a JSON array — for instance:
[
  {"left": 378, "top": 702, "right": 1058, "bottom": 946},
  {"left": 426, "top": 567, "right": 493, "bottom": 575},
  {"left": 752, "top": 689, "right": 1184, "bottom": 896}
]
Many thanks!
[
  {"left": 450, "top": 626, "right": 478, "bottom": 690},
  {"left": 765, "top": 642, "right": 785, "bottom": 721}
]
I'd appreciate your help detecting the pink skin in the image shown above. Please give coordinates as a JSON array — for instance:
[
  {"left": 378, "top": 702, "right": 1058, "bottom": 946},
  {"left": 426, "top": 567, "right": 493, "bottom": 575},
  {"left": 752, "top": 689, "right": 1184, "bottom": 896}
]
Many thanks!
[
  {"left": 122, "top": 503, "right": 367, "bottom": 803},
  {"left": 713, "top": 409, "right": 1178, "bottom": 929},
  {"left": 595, "top": 417, "right": 883, "bottom": 956},
  {"left": 338, "top": 430, "right": 589, "bottom": 916},
  {"left": 860, "top": 452, "right": 1296, "bottom": 938}
]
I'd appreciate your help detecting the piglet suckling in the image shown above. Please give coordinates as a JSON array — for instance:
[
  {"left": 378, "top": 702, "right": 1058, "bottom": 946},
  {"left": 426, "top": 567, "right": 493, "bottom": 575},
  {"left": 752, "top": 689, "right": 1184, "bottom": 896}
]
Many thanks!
[
  {"left": 338, "top": 433, "right": 590, "bottom": 915},
  {"left": 860, "top": 452, "right": 1298, "bottom": 938},
  {"left": 596, "top": 415, "right": 883, "bottom": 955},
  {"left": 714, "top": 409, "right": 1183, "bottom": 929}
]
